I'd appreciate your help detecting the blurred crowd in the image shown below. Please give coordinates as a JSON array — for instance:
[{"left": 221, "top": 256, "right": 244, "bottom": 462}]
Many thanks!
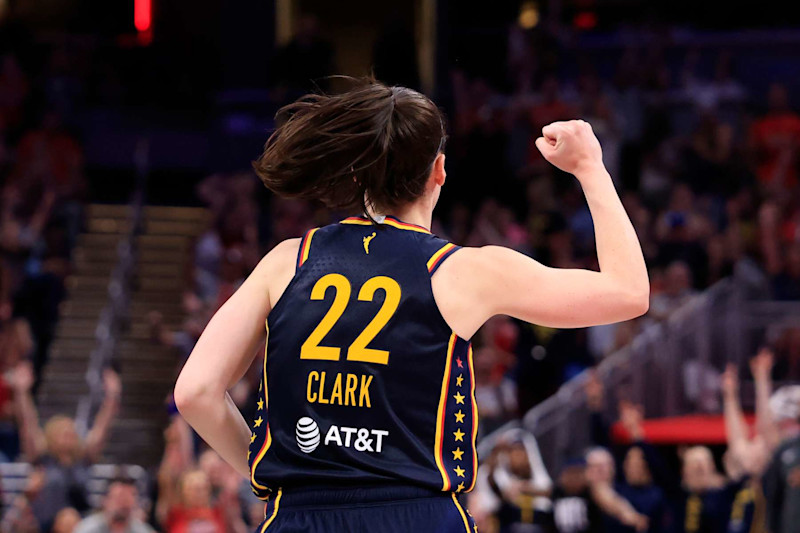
[
  {"left": 463, "top": 347, "right": 800, "bottom": 533},
  {"left": 140, "top": 18, "right": 800, "bottom": 533},
  {"left": 1, "top": 7, "right": 800, "bottom": 533}
]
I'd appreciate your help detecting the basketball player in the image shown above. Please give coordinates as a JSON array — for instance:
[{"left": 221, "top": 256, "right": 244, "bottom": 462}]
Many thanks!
[{"left": 175, "top": 80, "right": 649, "bottom": 532}]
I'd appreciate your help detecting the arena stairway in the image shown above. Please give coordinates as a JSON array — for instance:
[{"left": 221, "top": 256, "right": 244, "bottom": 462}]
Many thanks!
[{"left": 39, "top": 204, "right": 209, "bottom": 467}]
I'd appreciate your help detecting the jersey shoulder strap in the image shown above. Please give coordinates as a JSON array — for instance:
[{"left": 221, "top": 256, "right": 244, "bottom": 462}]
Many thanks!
[
  {"left": 296, "top": 227, "right": 320, "bottom": 269},
  {"left": 418, "top": 233, "right": 461, "bottom": 275}
]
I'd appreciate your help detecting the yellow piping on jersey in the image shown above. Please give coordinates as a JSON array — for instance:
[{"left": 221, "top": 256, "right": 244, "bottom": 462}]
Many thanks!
[
  {"left": 340, "top": 216, "right": 431, "bottom": 234},
  {"left": 260, "top": 488, "right": 282, "bottom": 532},
  {"left": 298, "top": 227, "right": 319, "bottom": 267},
  {"left": 467, "top": 343, "right": 479, "bottom": 492},
  {"left": 451, "top": 493, "right": 472, "bottom": 533},
  {"left": 250, "top": 321, "right": 272, "bottom": 496},
  {"left": 434, "top": 333, "right": 457, "bottom": 490},
  {"left": 427, "top": 243, "right": 457, "bottom": 272}
]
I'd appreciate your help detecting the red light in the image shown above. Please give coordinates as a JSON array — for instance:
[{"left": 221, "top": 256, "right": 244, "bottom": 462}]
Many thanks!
[
  {"left": 573, "top": 11, "right": 597, "bottom": 30},
  {"left": 135, "top": 0, "right": 151, "bottom": 33}
]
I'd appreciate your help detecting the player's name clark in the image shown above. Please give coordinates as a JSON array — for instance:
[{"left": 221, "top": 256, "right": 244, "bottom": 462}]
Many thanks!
[{"left": 306, "top": 371, "right": 373, "bottom": 408}]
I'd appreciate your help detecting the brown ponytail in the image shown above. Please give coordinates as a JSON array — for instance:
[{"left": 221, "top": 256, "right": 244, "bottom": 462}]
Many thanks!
[{"left": 252, "top": 78, "right": 446, "bottom": 217}]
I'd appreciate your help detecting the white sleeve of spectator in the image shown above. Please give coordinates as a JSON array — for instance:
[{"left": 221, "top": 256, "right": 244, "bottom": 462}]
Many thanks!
[
  {"left": 523, "top": 433, "right": 553, "bottom": 492},
  {"left": 472, "top": 464, "right": 501, "bottom": 515}
]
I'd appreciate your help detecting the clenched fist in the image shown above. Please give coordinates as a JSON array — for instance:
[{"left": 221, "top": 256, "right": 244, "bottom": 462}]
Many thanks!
[{"left": 535, "top": 120, "right": 605, "bottom": 178}]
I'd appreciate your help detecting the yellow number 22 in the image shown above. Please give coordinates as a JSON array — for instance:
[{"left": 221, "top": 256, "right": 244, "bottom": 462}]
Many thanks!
[{"left": 300, "top": 274, "right": 401, "bottom": 365}]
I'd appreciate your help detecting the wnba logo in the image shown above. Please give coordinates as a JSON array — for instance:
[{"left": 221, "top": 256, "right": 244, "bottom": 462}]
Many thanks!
[{"left": 295, "top": 417, "right": 321, "bottom": 453}]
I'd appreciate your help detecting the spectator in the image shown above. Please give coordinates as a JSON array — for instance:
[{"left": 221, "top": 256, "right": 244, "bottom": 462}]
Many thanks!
[
  {"left": 470, "top": 430, "right": 553, "bottom": 533},
  {"left": 584, "top": 447, "right": 649, "bottom": 532},
  {"left": 11, "top": 362, "right": 121, "bottom": 531},
  {"left": 613, "top": 402, "right": 668, "bottom": 533},
  {"left": 53, "top": 507, "right": 81, "bottom": 533},
  {"left": 551, "top": 458, "right": 603, "bottom": 533},
  {"left": 474, "top": 346, "right": 518, "bottom": 435},
  {"left": 74, "top": 477, "right": 155, "bottom": 533},
  {"left": 161, "top": 470, "right": 227, "bottom": 533},
  {"left": 0, "top": 313, "right": 32, "bottom": 458},
  {"left": 720, "top": 364, "right": 768, "bottom": 533},
  {"left": 649, "top": 261, "right": 698, "bottom": 321},
  {"left": 749, "top": 83, "right": 800, "bottom": 191},
  {"left": 772, "top": 244, "right": 800, "bottom": 301},
  {"left": 763, "top": 424, "right": 800, "bottom": 533},
  {"left": 750, "top": 347, "right": 800, "bottom": 451}
]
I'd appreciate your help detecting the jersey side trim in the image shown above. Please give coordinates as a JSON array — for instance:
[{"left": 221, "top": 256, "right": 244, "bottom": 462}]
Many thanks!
[
  {"left": 259, "top": 488, "right": 282, "bottom": 532},
  {"left": 434, "top": 333, "right": 458, "bottom": 490},
  {"left": 467, "top": 344, "right": 479, "bottom": 492},
  {"left": 451, "top": 493, "right": 472, "bottom": 533},
  {"left": 250, "top": 321, "right": 272, "bottom": 498},
  {"left": 297, "top": 228, "right": 319, "bottom": 268},
  {"left": 427, "top": 243, "right": 459, "bottom": 273}
]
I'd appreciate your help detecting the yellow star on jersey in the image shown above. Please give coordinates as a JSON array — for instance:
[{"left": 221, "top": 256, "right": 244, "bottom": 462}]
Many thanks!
[
  {"left": 457, "top": 481, "right": 466, "bottom": 492},
  {"left": 473, "top": 524, "right": 478, "bottom": 533},
  {"left": 454, "top": 465, "right": 466, "bottom": 478},
  {"left": 452, "top": 447, "right": 465, "bottom": 461},
  {"left": 250, "top": 433, "right": 257, "bottom": 444},
  {"left": 254, "top": 416, "right": 263, "bottom": 428},
  {"left": 456, "top": 374, "right": 464, "bottom": 387},
  {"left": 454, "top": 391, "right": 465, "bottom": 404},
  {"left": 454, "top": 428, "right": 465, "bottom": 442},
  {"left": 257, "top": 399, "right": 264, "bottom": 410},
  {"left": 454, "top": 410, "right": 465, "bottom": 423}
]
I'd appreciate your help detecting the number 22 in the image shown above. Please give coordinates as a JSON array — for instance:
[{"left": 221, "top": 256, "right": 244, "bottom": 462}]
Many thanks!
[{"left": 300, "top": 274, "right": 401, "bottom": 365}]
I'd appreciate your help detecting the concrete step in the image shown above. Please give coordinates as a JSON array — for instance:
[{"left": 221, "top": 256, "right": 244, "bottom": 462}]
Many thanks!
[
  {"left": 74, "top": 247, "right": 119, "bottom": 263},
  {"left": 50, "top": 345, "right": 177, "bottom": 363},
  {"left": 143, "top": 205, "right": 209, "bottom": 223},
  {"left": 86, "top": 204, "right": 131, "bottom": 219},
  {"left": 60, "top": 299, "right": 185, "bottom": 318},
  {"left": 138, "top": 248, "right": 186, "bottom": 264},
  {"left": 87, "top": 219, "right": 208, "bottom": 237},
  {"left": 38, "top": 394, "right": 174, "bottom": 414},
  {"left": 136, "top": 263, "right": 185, "bottom": 278}
]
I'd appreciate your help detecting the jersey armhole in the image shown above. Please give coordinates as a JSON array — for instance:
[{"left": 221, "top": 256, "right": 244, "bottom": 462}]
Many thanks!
[
  {"left": 426, "top": 242, "right": 461, "bottom": 275},
  {"left": 296, "top": 227, "right": 319, "bottom": 269}
]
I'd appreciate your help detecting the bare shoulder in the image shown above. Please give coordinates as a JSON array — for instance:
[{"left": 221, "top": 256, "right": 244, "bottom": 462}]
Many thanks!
[
  {"left": 250, "top": 238, "right": 302, "bottom": 308},
  {"left": 266, "top": 237, "right": 302, "bottom": 266},
  {"left": 437, "top": 245, "right": 533, "bottom": 285},
  {"left": 432, "top": 245, "right": 516, "bottom": 338}
]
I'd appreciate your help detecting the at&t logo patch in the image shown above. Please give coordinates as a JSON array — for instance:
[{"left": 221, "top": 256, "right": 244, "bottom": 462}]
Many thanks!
[{"left": 295, "top": 417, "right": 321, "bottom": 453}]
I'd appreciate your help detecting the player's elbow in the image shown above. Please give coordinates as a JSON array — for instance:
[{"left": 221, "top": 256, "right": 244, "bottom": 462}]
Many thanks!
[
  {"left": 174, "top": 371, "right": 214, "bottom": 418},
  {"left": 619, "top": 285, "right": 649, "bottom": 319}
]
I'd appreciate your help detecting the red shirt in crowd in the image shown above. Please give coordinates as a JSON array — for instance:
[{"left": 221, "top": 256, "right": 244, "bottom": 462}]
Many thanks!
[
  {"left": 750, "top": 112, "right": 800, "bottom": 187},
  {"left": 165, "top": 506, "right": 225, "bottom": 533}
]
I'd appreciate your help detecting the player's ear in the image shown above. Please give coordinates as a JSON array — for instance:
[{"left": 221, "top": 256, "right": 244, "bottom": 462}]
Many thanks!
[{"left": 431, "top": 153, "right": 446, "bottom": 187}]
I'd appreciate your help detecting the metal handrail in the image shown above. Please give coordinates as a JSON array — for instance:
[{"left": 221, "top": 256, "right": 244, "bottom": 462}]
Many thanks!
[{"left": 74, "top": 139, "right": 149, "bottom": 437}]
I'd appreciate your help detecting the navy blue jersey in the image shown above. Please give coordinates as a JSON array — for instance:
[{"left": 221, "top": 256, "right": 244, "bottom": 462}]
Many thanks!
[{"left": 248, "top": 215, "right": 477, "bottom": 498}]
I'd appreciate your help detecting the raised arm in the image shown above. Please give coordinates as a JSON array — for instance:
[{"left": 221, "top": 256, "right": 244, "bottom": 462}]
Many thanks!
[
  {"left": 84, "top": 369, "right": 122, "bottom": 462},
  {"left": 174, "top": 238, "right": 299, "bottom": 477},
  {"left": 750, "top": 348, "right": 781, "bottom": 451},
  {"left": 10, "top": 362, "right": 47, "bottom": 460},
  {"left": 590, "top": 482, "right": 649, "bottom": 532},
  {"left": 721, "top": 364, "right": 750, "bottom": 474},
  {"left": 435, "top": 121, "right": 648, "bottom": 338}
]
